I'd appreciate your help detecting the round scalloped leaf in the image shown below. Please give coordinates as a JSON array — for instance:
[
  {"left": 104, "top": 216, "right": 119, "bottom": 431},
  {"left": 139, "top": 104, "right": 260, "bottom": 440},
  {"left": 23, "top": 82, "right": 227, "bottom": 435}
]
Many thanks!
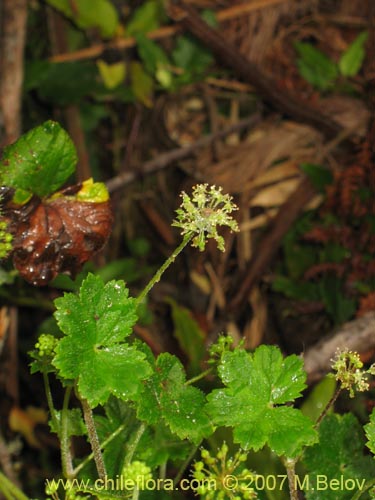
[{"left": 0, "top": 121, "right": 77, "bottom": 200}]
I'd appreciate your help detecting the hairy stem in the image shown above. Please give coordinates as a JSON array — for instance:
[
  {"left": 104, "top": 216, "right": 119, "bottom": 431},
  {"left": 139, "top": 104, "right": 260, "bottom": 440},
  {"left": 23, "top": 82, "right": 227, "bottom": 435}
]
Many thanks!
[
  {"left": 315, "top": 383, "right": 342, "bottom": 428},
  {"left": 60, "top": 386, "right": 74, "bottom": 478},
  {"left": 137, "top": 235, "right": 192, "bottom": 304},
  {"left": 123, "top": 422, "right": 146, "bottom": 468},
  {"left": 284, "top": 458, "right": 298, "bottom": 500},
  {"left": 80, "top": 396, "right": 106, "bottom": 480},
  {"left": 74, "top": 422, "right": 126, "bottom": 477},
  {"left": 185, "top": 368, "right": 212, "bottom": 386}
]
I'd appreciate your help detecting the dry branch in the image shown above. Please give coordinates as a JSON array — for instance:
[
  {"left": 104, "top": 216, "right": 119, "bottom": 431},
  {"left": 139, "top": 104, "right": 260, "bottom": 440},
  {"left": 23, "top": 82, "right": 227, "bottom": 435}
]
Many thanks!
[
  {"left": 171, "top": 1, "right": 344, "bottom": 140},
  {"left": 106, "top": 114, "right": 261, "bottom": 193},
  {"left": 49, "top": 0, "right": 287, "bottom": 63},
  {"left": 303, "top": 312, "right": 375, "bottom": 384}
]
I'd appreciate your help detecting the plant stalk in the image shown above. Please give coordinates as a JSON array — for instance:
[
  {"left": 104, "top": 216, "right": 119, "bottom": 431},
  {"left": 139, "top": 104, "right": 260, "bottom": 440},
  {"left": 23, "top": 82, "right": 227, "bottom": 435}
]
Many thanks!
[
  {"left": 60, "top": 386, "right": 74, "bottom": 478},
  {"left": 80, "top": 396, "right": 107, "bottom": 480},
  {"left": 74, "top": 422, "right": 127, "bottom": 476},
  {"left": 137, "top": 235, "right": 192, "bottom": 304},
  {"left": 123, "top": 422, "right": 146, "bottom": 468},
  {"left": 284, "top": 458, "right": 298, "bottom": 500},
  {"left": 315, "top": 383, "right": 342, "bottom": 428}
]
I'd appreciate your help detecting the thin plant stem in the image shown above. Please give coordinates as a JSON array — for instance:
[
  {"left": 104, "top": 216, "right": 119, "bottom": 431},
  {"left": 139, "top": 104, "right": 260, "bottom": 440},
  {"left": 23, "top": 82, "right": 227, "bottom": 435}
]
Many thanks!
[
  {"left": 185, "top": 368, "right": 213, "bottom": 386},
  {"left": 43, "top": 372, "right": 59, "bottom": 432},
  {"left": 131, "top": 487, "right": 139, "bottom": 500},
  {"left": 0, "top": 471, "right": 29, "bottom": 500},
  {"left": 351, "top": 478, "right": 375, "bottom": 499},
  {"left": 60, "top": 386, "right": 74, "bottom": 478},
  {"left": 123, "top": 422, "right": 146, "bottom": 468},
  {"left": 315, "top": 383, "right": 342, "bottom": 429},
  {"left": 80, "top": 396, "right": 107, "bottom": 480},
  {"left": 159, "top": 462, "right": 167, "bottom": 480},
  {"left": 74, "top": 423, "right": 127, "bottom": 476},
  {"left": 284, "top": 458, "right": 298, "bottom": 500},
  {"left": 137, "top": 235, "right": 192, "bottom": 305},
  {"left": 173, "top": 444, "right": 198, "bottom": 487}
]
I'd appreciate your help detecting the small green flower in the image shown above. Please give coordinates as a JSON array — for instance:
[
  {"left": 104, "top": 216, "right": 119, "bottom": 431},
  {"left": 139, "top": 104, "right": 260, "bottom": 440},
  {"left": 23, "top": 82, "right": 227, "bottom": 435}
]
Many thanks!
[
  {"left": 35, "top": 333, "right": 58, "bottom": 358},
  {"left": 0, "top": 219, "right": 13, "bottom": 259},
  {"left": 173, "top": 184, "right": 239, "bottom": 252},
  {"left": 191, "top": 444, "right": 257, "bottom": 499},
  {"left": 331, "top": 349, "right": 374, "bottom": 397},
  {"left": 122, "top": 461, "right": 152, "bottom": 490}
]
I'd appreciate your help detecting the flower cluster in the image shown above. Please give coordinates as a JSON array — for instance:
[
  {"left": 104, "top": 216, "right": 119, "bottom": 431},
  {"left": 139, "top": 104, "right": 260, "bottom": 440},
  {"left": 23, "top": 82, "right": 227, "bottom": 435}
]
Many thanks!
[
  {"left": 35, "top": 333, "right": 58, "bottom": 358},
  {"left": 0, "top": 219, "right": 12, "bottom": 259},
  {"left": 331, "top": 349, "right": 375, "bottom": 398},
  {"left": 173, "top": 184, "right": 239, "bottom": 252},
  {"left": 192, "top": 443, "right": 257, "bottom": 499}
]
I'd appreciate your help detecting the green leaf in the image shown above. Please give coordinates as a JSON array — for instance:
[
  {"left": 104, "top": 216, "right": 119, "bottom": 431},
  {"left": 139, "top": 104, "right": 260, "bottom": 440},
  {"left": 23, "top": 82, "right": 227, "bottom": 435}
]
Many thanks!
[
  {"left": 136, "top": 33, "right": 172, "bottom": 88},
  {"left": 126, "top": 0, "right": 166, "bottom": 35},
  {"left": 0, "top": 121, "right": 77, "bottom": 200},
  {"left": 95, "top": 398, "right": 138, "bottom": 477},
  {"left": 206, "top": 346, "right": 317, "bottom": 457},
  {"left": 97, "top": 60, "right": 126, "bottom": 89},
  {"left": 303, "top": 413, "right": 375, "bottom": 499},
  {"left": 365, "top": 409, "right": 375, "bottom": 457},
  {"left": 172, "top": 35, "right": 213, "bottom": 82},
  {"left": 137, "top": 353, "right": 213, "bottom": 444},
  {"left": 46, "top": 0, "right": 119, "bottom": 38},
  {"left": 25, "top": 61, "right": 99, "bottom": 106},
  {"left": 300, "top": 163, "right": 333, "bottom": 192},
  {"left": 167, "top": 298, "right": 206, "bottom": 375},
  {"left": 339, "top": 32, "right": 368, "bottom": 77},
  {"left": 53, "top": 274, "right": 151, "bottom": 407},
  {"left": 295, "top": 42, "right": 338, "bottom": 90},
  {"left": 130, "top": 62, "right": 154, "bottom": 107},
  {"left": 138, "top": 425, "right": 191, "bottom": 468},
  {"left": 272, "top": 276, "right": 320, "bottom": 302},
  {"left": 49, "top": 408, "right": 86, "bottom": 438},
  {"left": 319, "top": 275, "right": 356, "bottom": 324}
]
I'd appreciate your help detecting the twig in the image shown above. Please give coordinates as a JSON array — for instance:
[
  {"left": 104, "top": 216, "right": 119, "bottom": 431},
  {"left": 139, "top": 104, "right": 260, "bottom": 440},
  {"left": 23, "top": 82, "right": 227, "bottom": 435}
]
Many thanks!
[
  {"left": 106, "top": 114, "right": 260, "bottom": 193},
  {"left": 303, "top": 312, "right": 375, "bottom": 384},
  {"left": 48, "top": 0, "right": 287, "bottom": 64},
  {"left": 171, "top": 1, "right": 345, "bottom": 141}
]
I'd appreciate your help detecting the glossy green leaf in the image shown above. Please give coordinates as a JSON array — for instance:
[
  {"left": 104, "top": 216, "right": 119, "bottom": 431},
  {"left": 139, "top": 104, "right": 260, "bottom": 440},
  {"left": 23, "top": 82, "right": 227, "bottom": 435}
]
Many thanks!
[
  {"left": 167, "top": 298, "right": 206, "bottom": 375},
  {"left": 0, "top": 121, "right": 76, "bottom": 200},
  {"left": 46, "top": 0, "right": 118, "bottom": 38},
  {"left": 339, "top": 31, "right": 368, "bottom": 77},
  {"left": 295, "top": 42, "right": 338, "bottom": 90},
  {"left": 137, "top": 353, "right": 213, "bottom": 444},
  {"left": 53, "top": 274, "right": 151, "bottom": 407},
  {"left": 206, "top": 346, "right": 317, "bottom": 457},
  {"left": 303, "top": 413, "right": 375, "bottom": 499}
]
